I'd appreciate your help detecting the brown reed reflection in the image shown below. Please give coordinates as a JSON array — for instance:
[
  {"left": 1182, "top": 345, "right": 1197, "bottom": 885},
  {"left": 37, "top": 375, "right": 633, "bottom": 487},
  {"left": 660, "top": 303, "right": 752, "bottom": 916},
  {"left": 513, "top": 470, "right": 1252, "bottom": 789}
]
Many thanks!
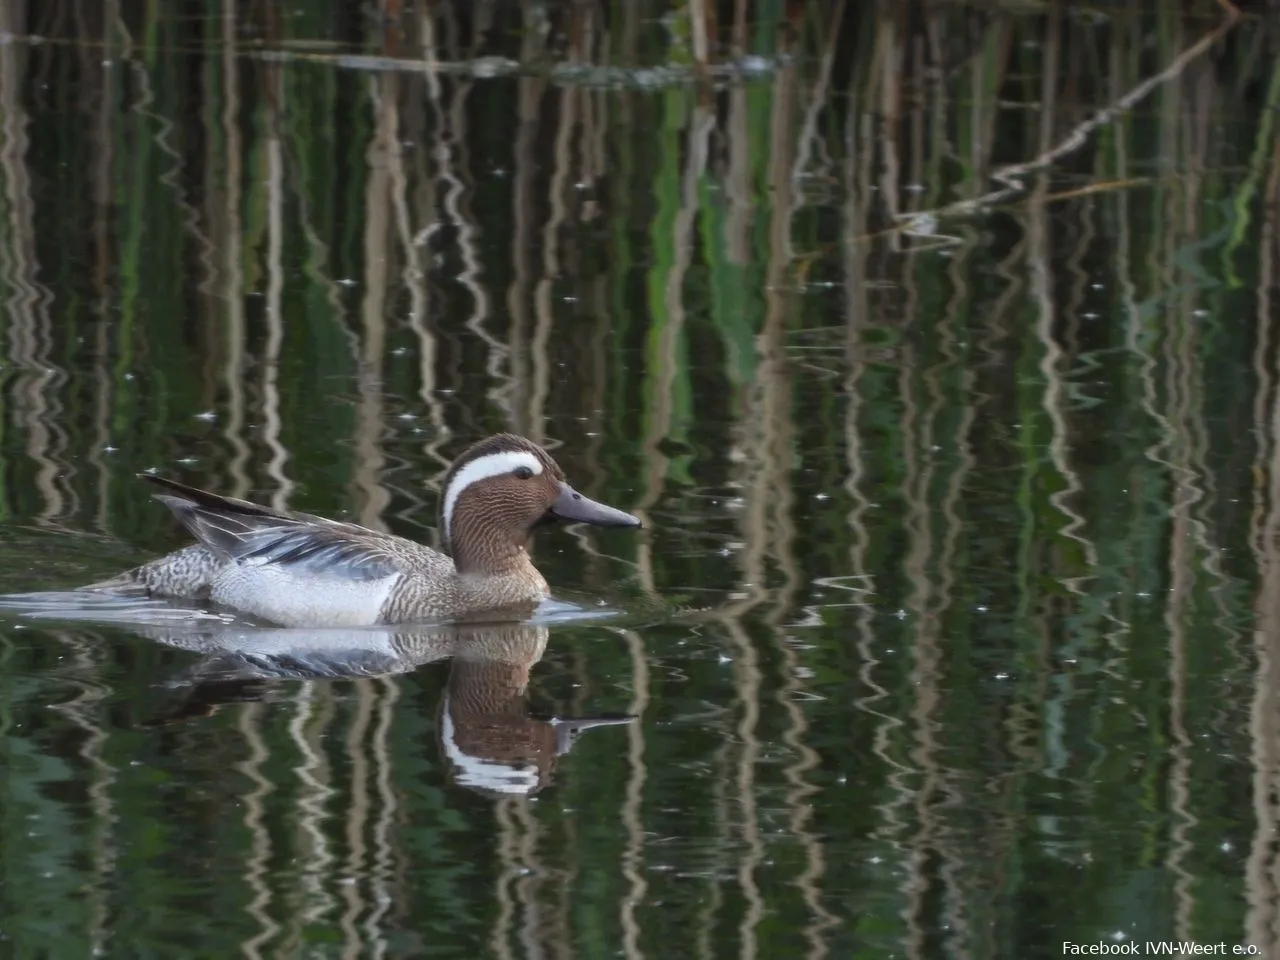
[
  {"left": 619, "top": 627, "right": 651, "bottom": 960},
  {"left": 46, "top": 628, "right": 117, "bottom": 958},
  {"left": 367, "top": 676, "right": 401, "bottom": 957},
  {"left": 0, "top": 2, "right": 70, "bottom": 528},
  {"left": 723, "top": 0, "right": 752, "bottom": 265},
  {"left": 847, "top": 19, "right": 928, "bottom": 955},
  {"left": 525, "top": 68, "right": 577, "bottom": 445},
  {"left": 287, "top": 682, "right": 340, "bottom": 935},
  {"left": 491, "top": 796, "right": 520, "bottom": 960},
  {"left": 262, "top": 61, "right": 295, "bottom": 513},
  {"left": 843, "top": 49, "right": 914, "bottom": 953},
  {"left": 217, "top": 0, "right": 251, "bottom": 499},
  {"left": 353, "top": 73, "right": 398, "bottom": 533},
  {"left": 758, "top": 44, "right": 839, "bottom": 960},
  {"left": 423, "top": 15, "right": 510, "bottom": 428},
  {"left": 1247, "top": 101, "right": 1280, "bottom": 956},
  {"left": 1157, "top": 70, "right": 1212, "bottom": 940},
  {"left": 337, "top": 679, "right": 375, "bottom": 959},
  {"left": 391, "top": 57, "right": 451, "bottom": 489},
  {"left": 932, "top": 235, "right": 982, "bottom": 959},
  {"left": 897, "top": 320, "right": 942, "bottom": 960},
  {"left": 633, "top": 96, "right": 715, "bottom": 590},
  {"left": 236, "top": 701, "right": 281, "bottom": 960}
]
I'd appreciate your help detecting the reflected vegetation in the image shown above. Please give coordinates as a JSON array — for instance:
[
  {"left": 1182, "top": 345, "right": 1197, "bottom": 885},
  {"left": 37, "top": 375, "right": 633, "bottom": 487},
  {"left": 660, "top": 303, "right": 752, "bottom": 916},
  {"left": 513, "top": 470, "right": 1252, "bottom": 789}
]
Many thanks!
[{"left": 0, "top": 0, "right": 1276, "bottom": 957}]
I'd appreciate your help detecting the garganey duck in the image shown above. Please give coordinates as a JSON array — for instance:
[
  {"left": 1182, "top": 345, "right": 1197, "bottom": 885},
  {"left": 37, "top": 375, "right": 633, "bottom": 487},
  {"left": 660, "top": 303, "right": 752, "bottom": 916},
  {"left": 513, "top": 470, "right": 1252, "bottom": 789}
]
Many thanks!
[{"left": 88, "top": 434, "right": 641, "bottom": 626}]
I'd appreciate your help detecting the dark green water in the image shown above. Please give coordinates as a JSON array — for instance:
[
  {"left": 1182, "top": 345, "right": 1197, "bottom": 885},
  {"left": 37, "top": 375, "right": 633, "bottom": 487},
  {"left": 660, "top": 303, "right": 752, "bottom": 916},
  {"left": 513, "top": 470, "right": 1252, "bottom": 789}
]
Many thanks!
[{"left": 0, "top": 2, "right": 1276, "bottom": 958}]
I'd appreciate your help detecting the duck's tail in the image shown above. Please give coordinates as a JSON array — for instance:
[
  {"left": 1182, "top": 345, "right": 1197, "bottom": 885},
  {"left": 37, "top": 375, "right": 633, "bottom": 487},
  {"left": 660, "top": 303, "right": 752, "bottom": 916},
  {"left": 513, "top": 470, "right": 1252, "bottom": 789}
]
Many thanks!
[{"left": 81, "top": 543, "right": 221, "bottom": 600}]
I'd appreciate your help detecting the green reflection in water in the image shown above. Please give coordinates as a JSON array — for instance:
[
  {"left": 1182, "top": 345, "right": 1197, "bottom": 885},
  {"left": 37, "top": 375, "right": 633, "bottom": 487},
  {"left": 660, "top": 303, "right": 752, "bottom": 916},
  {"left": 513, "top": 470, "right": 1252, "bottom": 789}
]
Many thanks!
[{"left": 0, "top": 1, "right": 1274, "bottom": 958}]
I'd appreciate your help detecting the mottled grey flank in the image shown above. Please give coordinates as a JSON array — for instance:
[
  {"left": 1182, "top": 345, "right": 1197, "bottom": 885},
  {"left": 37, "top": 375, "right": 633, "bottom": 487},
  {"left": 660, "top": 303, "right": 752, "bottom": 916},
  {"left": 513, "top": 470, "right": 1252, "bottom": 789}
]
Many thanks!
[{"left": 90, "top": 543, "right": 224, "bottom": 600}]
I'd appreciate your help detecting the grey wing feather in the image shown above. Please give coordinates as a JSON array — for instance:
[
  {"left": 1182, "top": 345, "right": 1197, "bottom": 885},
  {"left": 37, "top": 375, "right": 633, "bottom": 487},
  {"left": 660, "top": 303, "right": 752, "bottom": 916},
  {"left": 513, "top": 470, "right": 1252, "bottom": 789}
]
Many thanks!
[
  {"left": 153, "top": 493, "right": 402, "bottom": 582},
  {"left": 237, "top": 528, "right": 401, "bottom": 581}
]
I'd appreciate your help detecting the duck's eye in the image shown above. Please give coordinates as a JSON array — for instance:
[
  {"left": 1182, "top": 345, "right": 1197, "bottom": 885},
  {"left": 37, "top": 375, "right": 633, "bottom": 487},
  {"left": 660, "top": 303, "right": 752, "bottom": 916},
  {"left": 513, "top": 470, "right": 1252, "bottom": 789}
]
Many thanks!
[{"left": 513, "top": 465, "right": 535, "bottom": 480}]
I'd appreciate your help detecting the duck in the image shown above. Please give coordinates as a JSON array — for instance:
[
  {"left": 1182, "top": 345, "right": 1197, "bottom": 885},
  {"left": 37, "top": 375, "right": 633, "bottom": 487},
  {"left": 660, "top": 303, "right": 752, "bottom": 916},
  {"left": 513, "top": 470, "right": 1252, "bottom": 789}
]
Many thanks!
[{"left": 86, "top": 433, "right": 641, "bottom": 627}]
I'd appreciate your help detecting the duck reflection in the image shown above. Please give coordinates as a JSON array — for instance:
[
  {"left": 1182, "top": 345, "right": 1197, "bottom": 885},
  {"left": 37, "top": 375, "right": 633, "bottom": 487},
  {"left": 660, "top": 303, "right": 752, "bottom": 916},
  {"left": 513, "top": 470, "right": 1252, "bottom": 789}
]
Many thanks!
[{"left": 138, "top": 620, "right": 634, "bottom": 796}]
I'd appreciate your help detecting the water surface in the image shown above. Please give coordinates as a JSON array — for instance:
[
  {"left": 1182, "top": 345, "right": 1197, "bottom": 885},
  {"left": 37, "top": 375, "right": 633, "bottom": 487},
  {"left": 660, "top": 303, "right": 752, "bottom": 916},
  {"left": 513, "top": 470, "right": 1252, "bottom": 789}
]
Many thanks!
[{"left": 0, "top": 2, "right": 1275, "bottom": 958}]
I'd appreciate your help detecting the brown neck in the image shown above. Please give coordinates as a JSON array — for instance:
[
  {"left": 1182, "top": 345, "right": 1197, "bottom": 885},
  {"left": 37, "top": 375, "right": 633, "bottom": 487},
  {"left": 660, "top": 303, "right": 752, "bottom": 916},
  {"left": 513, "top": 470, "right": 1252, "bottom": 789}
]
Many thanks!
[{"left": 449, "top": 525, "right": 531, "bottom": 576}]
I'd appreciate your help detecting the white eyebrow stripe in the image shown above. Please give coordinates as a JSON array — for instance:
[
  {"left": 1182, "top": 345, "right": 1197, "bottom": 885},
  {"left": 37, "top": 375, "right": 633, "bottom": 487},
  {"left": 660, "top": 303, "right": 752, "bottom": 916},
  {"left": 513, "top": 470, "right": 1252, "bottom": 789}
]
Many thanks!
[{"left": 442, "top": 450, "right": 544, "bottom": 544}]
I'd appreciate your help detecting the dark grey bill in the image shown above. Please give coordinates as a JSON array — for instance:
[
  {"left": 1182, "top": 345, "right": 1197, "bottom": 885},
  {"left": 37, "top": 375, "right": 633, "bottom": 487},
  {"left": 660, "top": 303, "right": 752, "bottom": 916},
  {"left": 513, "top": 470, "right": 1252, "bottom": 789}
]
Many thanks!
[
  {"left": 551, "top": 715, "right": 638, "bottom": 755},
  {"left": 547, "top": 483, "right": 642, "bottom": 528}
]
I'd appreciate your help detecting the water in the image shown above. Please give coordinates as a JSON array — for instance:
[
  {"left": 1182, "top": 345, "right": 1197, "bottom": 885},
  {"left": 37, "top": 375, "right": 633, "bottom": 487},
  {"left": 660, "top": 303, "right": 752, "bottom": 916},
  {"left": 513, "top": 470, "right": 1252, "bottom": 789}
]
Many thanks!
[{"left": 0, "top": 1, "right": 1274, "bottom": 957}]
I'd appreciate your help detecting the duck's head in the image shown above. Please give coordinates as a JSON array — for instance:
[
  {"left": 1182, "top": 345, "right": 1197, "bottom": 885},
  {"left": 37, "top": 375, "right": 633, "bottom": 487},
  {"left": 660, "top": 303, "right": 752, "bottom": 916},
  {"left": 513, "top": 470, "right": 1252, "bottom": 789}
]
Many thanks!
[{"left": 440, "top": 433, "right": 641, "bottom": 573}]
